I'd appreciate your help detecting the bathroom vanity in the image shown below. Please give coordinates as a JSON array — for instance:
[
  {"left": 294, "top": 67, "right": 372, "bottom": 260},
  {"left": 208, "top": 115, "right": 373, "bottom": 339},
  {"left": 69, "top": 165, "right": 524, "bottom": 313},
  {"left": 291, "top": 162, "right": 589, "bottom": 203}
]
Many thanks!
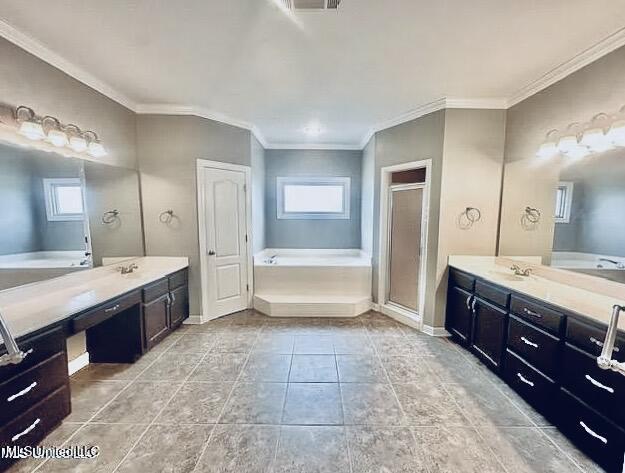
[
  {"left": 0, "top": 257, "right": 188, "bottom": 471},
  {"left": 446, "top": 256, "right": 625, "bottom": 473}
]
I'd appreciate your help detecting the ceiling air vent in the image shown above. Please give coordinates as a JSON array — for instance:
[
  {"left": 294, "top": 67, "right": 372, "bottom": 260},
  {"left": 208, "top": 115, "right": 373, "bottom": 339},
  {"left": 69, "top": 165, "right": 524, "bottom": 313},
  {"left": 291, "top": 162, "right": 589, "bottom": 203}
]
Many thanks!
[{"left": 279, "top": 0, "right": 341, "bottom": 10}]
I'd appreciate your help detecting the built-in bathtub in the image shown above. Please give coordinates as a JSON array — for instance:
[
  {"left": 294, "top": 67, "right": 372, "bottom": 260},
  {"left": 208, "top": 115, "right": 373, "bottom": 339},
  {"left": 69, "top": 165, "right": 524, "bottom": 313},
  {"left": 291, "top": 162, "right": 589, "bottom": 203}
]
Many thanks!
[
  {"left": 253, "top": 249, "right": 372, "bottom": 317},
  {"left": 0, "top": 251, "right": 89, "bottom": 291},
  {"left": 551, "top": 251, "right": 625, "bottom": 284}
]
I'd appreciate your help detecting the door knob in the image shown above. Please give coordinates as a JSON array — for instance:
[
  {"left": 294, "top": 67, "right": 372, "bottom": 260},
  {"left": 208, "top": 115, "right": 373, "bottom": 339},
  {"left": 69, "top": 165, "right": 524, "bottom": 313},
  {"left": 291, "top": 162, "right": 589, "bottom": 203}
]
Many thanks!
[{"left": 208, "top": 250, "right": 216, "bottom": 256}]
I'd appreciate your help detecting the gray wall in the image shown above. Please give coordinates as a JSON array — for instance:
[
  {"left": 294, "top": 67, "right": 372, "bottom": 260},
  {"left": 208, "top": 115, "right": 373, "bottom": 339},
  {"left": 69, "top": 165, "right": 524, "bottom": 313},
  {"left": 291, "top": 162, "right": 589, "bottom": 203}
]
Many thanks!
[
  {"left": 361, "top": 136, "right": 375, "bottom": 257},
  {"left": 0, "top": 38, "right": 137, "bottom": 169},
  {"left": 251, "top": 136, "right": 266, "bottom": 254},
  {"left": 137, "top": 114, "right": 252, "bottom": 316},
  {"left": 265, "top": 149, "right": 362, "bottom": 249}
]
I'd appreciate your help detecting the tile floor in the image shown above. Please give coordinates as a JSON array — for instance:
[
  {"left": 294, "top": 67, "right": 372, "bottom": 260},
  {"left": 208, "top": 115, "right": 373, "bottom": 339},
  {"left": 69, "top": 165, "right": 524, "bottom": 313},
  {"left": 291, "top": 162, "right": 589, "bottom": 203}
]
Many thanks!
[{"left": 10, "top": 310, "right": 604, "bottom": 473}]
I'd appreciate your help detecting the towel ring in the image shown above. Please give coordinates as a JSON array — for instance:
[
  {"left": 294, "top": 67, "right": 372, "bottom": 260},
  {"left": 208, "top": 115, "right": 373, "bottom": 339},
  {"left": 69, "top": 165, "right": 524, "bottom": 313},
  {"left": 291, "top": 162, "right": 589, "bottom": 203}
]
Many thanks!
[
  {"left": 459, "top": 207, "right": 482, "bottom": 229},
  {"left": 521, "top": 206, "right": 541, "bottom": 229},
  {"left": 102, "top": 210, "right": 120, "bottom": 224},
  {"left": 159, "top": 209, "right": 175, "bottom": 224}
]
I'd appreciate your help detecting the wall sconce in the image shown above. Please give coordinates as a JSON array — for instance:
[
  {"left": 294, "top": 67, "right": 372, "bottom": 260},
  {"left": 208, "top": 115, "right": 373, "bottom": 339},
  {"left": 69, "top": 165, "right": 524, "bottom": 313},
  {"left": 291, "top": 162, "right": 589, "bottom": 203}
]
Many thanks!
[{"left": 10, "top": 105, "right": 107, "bottom": 158}]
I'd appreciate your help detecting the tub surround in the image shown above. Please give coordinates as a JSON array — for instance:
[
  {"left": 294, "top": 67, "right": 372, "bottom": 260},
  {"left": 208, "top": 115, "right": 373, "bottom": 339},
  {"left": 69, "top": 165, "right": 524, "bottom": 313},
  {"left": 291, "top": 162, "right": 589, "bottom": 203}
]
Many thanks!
[
  {"left": 0, "top": 256, "right": 189, "bottom": 341},
  {"left": 254, "top": 249, "right": 372, "bottom": 317},
  {"left": 449, "top": 255, "right": 625, "bottom": 330}
]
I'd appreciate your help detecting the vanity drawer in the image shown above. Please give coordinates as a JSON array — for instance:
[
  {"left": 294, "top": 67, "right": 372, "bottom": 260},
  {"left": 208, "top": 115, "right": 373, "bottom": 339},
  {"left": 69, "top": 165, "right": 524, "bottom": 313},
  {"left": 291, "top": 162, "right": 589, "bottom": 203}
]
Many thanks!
[
  {"left": 566, "top": 316, "right": 625, "bottom": 363},
  {"left": 507, "top": 315, "right": 560, "bottom": 378},
  {"left": 510, "top": 295, "right": 564, "bottom": 335},
  {"left": 73, "top": 291, "right": 142, "bottom": 333},
  {"left": 475, "top": 280, "right": 510, "bottom": 308},
  {"left": 0, "top": 384, "right": 70, "bottom": 459},
  {"left": 562, "top": 343, "right": 625, "bottom": 426},
  {"left": 0, "top": 326, "right": 65, "bottom": 383},
  {"left": 142, "top": 278, "right": 169, "bottom": 303},
  {"left": 0, "top": 352, "right": 67, "bottom": 425},
  {"left": 449, "top": 269, "right": 475, "bottom": 292},
  {"left": 169, "top": 270, "right": 187, "bottom": 291},
  {"left": 557, "top": 389, "right": 625, "bottom": 473},
  {"left": 504, "top": 349, "right": 556, "bottom": 413}
]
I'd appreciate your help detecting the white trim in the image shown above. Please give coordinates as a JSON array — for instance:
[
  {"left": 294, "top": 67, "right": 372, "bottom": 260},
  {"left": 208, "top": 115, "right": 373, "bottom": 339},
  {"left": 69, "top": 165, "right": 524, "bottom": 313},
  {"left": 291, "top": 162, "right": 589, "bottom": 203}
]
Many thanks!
[
  {"left": 183, "top": 315, "right": 205, "bottom": 325},
  {"left": 67, "top": 352, "right": 89, "bottom": 375},
  {"left": 42, "top": 177, "right": 85, "bottom": 221},
  {"left": 0, "top": 19, "right": 136, "bottom": 110},
  {"left": 196, "top": 159, "right": 254, "bottom": 321},
  {"left": 266, "top": 143, "right": 363, "bottom": 150},
  {"left": 371, "top": 302, "right": 380, "bottom": 312},
  {"left": 380, "top": 304, "right": 422, "bottom": 331},
  {"left": 422, "top": 325, "right": 452, "bottom": 337},
  {"left": 276, "top": 176, "right": 351, "bottom": 220},
  {"left": 377, "top": 159, "right": 431, "bottom": 332},
  {"left": 445, "top": 97, "right": 509, "bottom": 109},
  {"left": 508, "top": 26, "right": 625, "bottom": 107}
]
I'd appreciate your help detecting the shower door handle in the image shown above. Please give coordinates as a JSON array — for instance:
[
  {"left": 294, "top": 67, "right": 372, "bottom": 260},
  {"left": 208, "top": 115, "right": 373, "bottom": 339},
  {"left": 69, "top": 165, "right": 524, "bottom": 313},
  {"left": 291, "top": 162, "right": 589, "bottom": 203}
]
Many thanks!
[{"left": 208, "top": 250, "right": 216, "bottom": 256}]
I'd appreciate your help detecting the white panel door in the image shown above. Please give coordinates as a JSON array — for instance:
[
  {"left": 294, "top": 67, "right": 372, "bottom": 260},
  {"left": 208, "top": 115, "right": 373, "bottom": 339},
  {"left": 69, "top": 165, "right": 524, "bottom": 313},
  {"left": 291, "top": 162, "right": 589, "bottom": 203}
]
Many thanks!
[{"left": 201, "top": 167, "right": 249, "bottom": 318}]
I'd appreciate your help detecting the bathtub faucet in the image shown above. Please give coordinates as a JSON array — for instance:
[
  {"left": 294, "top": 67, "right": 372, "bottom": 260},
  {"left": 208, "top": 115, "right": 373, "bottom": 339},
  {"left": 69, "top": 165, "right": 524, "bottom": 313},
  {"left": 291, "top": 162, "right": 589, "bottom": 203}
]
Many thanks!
[
  {"left": 0, "top": 310, "right": 28, "bottom": 367},
  {"left": 597, "top": 258, "right": 625, "bottom": 269},
  {"left": 268, "top": 255, "right": 278, "bottom": 265}
]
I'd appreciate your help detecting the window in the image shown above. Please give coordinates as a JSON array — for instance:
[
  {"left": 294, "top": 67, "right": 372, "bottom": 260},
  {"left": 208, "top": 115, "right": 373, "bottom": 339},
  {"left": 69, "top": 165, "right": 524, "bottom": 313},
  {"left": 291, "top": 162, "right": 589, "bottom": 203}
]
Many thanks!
[
  {"left": 43, "top": 178, "right": 85, "bottom": 221},
  {"left": 277, "top": 177, "right": 350, "bottom": 219},
  {"left": 554, "top": 181, "right": 574, "bottom": 223}
]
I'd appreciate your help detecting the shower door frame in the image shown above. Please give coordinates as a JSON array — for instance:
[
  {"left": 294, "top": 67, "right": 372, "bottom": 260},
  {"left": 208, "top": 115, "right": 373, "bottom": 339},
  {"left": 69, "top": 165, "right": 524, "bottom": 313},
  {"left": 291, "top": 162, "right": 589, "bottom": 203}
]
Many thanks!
[{"left": 377, "top": 159, "right": 431, "bottom": 331}]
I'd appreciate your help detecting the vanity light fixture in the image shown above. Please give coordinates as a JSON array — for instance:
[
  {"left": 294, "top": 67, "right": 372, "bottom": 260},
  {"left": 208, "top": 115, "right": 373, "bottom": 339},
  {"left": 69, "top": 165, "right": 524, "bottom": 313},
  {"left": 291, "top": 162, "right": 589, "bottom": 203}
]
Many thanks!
[
  {"left": 557, "top": 123, "right": 590, "bottom": 159},
  {"left": 606, "top": 106, "right": 625, "bottom": 147},
  {"left": 15, "top": 106, "right": 45, "bottom": 141},
  {"left": 535, "top": 129, "right": 559, "bottom": 159},
  {"left": 580, "top": 113, "right": 614, "bottom": 153},
  {"left": 9, "top": 106, "right": 107, "bottom": 158}
]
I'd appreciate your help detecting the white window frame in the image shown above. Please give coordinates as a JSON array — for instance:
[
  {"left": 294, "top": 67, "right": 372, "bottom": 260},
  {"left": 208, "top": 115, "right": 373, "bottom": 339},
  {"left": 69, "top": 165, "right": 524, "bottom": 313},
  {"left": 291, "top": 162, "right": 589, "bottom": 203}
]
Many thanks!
[
  {"left": 43, "top": 178, "right": 85, "bottom": 222},
  {"left": 276, "top": 176, "right": 351, "bottom": 220},
  {"left": 554, "top": 181, "right": 574, "bottom": 223}
]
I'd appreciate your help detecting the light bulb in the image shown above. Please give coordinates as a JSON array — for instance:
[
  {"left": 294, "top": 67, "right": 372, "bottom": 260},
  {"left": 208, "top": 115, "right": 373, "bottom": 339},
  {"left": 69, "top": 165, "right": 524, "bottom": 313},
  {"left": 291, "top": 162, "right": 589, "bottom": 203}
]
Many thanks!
[
  {"left": 69, "top": 135, "right": 87, "bottom": 152},
  {"left": 87, "top": 141, "right": 107, "bottom": 157},
  {"left": 580, "top": 127, "right": 613, "bottom": 153},
  {"left": 18, "top": 121, "right": 45, "bottom": 141},
  {"left": 536, "top": 142, "right": 559, "bottom": 159},
  {"left": 607, "top": 120, "right": 625, "bottom": 147},
  {"left": 46, "top": 129, "right": 69, "bottom": 147}
]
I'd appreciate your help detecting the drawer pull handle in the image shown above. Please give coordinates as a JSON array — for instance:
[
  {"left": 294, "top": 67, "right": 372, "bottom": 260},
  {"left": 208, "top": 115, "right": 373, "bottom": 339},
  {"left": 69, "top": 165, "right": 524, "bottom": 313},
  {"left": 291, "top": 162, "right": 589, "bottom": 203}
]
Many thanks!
[
  {"left": 520, "top": 336, "right": 538, "bottom": 348},
  {"left": 579, "top": 421, "right": 608, "bottom": 444},
  {"left": 7, "top": 382, "right": 37, "bottom": 402},
  {"left": 523, "top": 308, "right": 542, "bottom": 318},
  {"left": 517, "top": 373, "right": 534, "bottom": 387},
  {"left": 585, "top": 374, "right": 615, "bottom": 394},
  {"left": 590, "top": 337, "right": 620, "bottom": 352},
  {"left": 11, "top": 418, "right": 40, "bottom": 442},
  {"left": 105, "top": 304, "right": 120, "bottom": 313},
  {"left": 171, "top": 292, "right": 176, "bottom": 304},
  {"left": 465, "top": 295, "right": 472, "bottom": 310},
  {"left": 471, "top": 298, "right": 477, "bottom": 314}
]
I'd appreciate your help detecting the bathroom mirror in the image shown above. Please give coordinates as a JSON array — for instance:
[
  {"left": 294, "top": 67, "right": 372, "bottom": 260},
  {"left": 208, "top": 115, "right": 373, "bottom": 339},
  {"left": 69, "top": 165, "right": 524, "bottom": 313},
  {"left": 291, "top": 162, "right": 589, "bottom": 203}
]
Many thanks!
[
  {"left": 0, "top": 143, "right": 90, "bottom": 291},
  {"left": 0, "top": 142, "right": 145, "bottom": 292},
  {"left": 499, "top": 146, "right": 625, "bottom": 284}
]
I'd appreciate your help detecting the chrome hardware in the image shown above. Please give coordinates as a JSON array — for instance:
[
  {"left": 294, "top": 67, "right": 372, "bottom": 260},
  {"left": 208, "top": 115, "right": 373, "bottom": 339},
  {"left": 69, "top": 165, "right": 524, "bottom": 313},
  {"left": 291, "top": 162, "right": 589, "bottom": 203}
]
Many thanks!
[
  {"left": 597, "top": 305, "right": 625, "bottom": 376},
  {"left": 517, "top": 372, "right": 535, "bottom": 387},
  {"left": 520, "top": 336, "right": 538, "bottom": 348},
  {"left": 105, "top": 304, "right": 120, "bottom": 313},
  {"left": 159, "top": 209, "right": 175, "bottom": 224},
  {"left": 465, "top": 295, "right": 472, "bottom": 310},
  {"left": 597, "top": 258, "right": 625, "bottom": 270},
  {"left": 118, "top": 263, "right": 138, "bottom": 275},
  {"left": 511, "top": 264, "right": 533, "bottom": 277},
  {"left": 12, "top": 418, "right": 40, "bottom": 442},
  {"left": 585, "top": 374, "right": 614, "bottom": 394},
  {"left": 101, "top": 209, "right": 120, "bottom": 224},
  {"left": 471, "top": 298, "right": 477, "bottom": 314},
  {"left": 166, "top": 294, "right": 172, "bottom": 307},
  {"left": 208, "top": 250, "right": 216, "bottom": 256},
  {"left": 7, "top": 382, "right": 37, "bottom": 402},
  {"left": 0, "top": 310, "right": 28, "bottom": 367},
  {"left": 171, "top": 292, "right": 176, "bottom": 304},
  {"left": 523, "top": 307, "right": 542, "bottom": 318},
  {"left": 591, "top": 336, "right": 619, "bottom": 352},
  {"left": 579, "top": 421, "right": 607, "bottom": 444},
  {"left": 265, "top": 254, "right": 278, "bottom": 264}
]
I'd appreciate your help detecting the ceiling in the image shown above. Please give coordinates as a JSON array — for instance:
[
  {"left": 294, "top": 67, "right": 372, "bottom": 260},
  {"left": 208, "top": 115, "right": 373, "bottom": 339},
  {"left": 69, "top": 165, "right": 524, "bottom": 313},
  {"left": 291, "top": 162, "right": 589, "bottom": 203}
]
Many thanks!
[{"left": 1, "top": 0, "right": 625, "bottom": 148}]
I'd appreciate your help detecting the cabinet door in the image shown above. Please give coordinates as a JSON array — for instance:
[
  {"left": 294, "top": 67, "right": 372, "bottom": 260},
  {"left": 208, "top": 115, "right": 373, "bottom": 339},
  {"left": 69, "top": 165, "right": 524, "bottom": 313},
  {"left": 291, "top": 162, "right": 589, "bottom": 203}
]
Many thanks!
[
  {"left": 446, "top": 286, "right": 474, "bottom": 345},
  {"left": 169, "top": 285, "right": 189, "bottom": 329},
  {"left": 143, "top": 294, "right": 170, "bottom": 350},
  {"left": 471, "top": 297, "right": 507, "bottom": 371}
]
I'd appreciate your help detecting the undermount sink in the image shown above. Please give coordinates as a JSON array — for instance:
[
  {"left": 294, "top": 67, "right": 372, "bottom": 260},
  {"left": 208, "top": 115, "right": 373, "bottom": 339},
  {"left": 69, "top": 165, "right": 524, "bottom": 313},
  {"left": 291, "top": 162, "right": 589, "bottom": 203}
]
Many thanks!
[{"left": 487, "top": 270, "right": 529, "bottom": 282}]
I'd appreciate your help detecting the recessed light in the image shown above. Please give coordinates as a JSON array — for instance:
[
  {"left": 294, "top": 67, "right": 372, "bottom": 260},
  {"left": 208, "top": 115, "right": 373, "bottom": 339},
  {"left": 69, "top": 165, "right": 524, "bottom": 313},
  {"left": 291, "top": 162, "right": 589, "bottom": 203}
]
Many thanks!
[{"left": 303, "top": 124, "right": 323, "bottom": 136}]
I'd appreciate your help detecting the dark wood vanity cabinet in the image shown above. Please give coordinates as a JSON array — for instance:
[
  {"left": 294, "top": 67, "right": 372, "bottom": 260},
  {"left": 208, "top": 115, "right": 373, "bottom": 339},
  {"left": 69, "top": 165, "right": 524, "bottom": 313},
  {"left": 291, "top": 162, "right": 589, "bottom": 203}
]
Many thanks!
[
  {"left": 447, "top": 267, "right": 625, "bottom": 473},
  {"left": 143, "top": 293, "right": 171, "bottom": 350}
]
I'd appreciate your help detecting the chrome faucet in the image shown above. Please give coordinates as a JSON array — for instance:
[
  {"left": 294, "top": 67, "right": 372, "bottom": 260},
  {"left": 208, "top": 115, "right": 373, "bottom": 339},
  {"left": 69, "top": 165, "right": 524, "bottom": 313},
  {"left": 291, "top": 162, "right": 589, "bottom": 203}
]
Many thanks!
[
  {"left": 597, "top": 305, "right": 625, "bottom": 376},
  {"left": 510, "top": 264, "right": 532, "bottom": 277},
  {"left": 267, "top": 255, "right": 278, "bottom": 265},
  {"left": 118, "top": 263, "right": 139, "bottom": 274},
  {"left": 597, "top": 258, "right": 625, "bottom": 269},
  {"left": 0, "top": 310, "right": 28, "bottom": 367}
]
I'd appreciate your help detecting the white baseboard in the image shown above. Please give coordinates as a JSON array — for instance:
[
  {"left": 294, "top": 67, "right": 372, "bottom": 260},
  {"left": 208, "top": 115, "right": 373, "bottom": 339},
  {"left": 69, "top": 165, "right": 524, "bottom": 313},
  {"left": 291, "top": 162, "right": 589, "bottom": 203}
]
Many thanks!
[
  {"left": 380, "top": 304, "right": 422, "bottom": 331},
  {"left": 422, "top": 324, "right": 451, "bottom": 337},
  {"left": 183, "top": 315, "right": 205, "bottom": 325},
  {"left": 68, "top": 352, "right": 89, "bottom": 375},
  {"left": 371, "top": 302, "right": 380, "bottom": 312}
]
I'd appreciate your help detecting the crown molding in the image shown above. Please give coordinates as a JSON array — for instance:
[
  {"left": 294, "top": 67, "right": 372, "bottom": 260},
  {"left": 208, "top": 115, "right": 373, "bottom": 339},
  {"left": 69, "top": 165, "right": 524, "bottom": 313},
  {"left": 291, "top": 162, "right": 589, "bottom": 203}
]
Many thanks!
[
  {"left": 508, "top": 25, "right": 625, "bottom": 107},
  {"left": 0, "top": 18, "right": 136, "bottom": 111},
  {"left": 266, "top": 142, "right": 363, "bottom": 150},
  {"left": 445, "top": 97, "right": 508, "bottom": 109}
]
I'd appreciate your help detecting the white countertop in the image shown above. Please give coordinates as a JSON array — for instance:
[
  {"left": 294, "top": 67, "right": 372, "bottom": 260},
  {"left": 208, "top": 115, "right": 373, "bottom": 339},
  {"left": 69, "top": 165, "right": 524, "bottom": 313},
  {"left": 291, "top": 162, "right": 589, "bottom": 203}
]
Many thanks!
[
  {"left": 448, "top": 255, "right": 625, "bottom": 330},
  {"left": 0, "top": 256, "right": 189, "bottom": 342}
]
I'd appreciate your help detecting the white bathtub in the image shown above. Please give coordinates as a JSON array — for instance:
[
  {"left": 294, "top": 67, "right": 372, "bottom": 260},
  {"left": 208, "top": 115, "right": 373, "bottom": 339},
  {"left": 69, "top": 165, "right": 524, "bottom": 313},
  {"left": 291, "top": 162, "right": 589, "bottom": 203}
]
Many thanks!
[
  {"left": 551, "top": 251, "right": 625, "bottom": 269},
  {"left": 253, "top": 249, "right": 372, "bottom": 317}
]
